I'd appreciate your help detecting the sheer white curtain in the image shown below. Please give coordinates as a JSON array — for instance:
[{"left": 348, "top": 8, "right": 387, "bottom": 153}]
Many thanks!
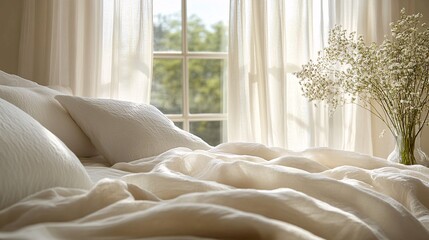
[
  {"left": 18, "top": 0, "right": 153, "bottom": 103},
  {"left": 228, "top": 0, "right": 411, "bottom": 155}
]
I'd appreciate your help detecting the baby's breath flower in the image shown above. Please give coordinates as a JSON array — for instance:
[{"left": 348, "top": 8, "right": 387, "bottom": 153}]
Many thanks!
[{"left": 295, "top": 9, "right": 429, "bottom": 144}]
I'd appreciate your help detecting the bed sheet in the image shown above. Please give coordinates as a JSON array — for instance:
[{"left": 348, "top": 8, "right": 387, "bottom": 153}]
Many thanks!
[{"left": 1, "top": 143, "right": 429, "bottom": 239}]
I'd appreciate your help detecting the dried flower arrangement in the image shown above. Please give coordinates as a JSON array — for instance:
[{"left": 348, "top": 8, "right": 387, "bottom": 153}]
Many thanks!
[{"left": 296, "top": 9, "right": 429, "bottom": 165}]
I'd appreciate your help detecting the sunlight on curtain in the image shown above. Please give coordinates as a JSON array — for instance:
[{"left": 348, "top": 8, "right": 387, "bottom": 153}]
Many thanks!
[
  {"left": 18, "top": 0, "right": 153, "bottom": 103},
  {"left": 228, "top": 0, "right": 410, "bottom": 155},
  {"left": 228, "top": 0, "right": 333, "bottom": 151}
]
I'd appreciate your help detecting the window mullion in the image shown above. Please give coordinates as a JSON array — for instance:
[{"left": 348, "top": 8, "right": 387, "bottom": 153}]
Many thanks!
[
  {"left": 154, "top": 52, "right": 227, "bottom": 59},
  {"left": 182, "top": 0, "right": 190, "bottom": 131}
]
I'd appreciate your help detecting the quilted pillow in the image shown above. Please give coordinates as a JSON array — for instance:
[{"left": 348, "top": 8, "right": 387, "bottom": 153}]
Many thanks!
[
  {"left": 0, "top": 98, "right": 93, "bottom": 210},
  {"left": 0, "top": 70, "right": 39, "bottom": 87},
  {"left": 55, "top": 95, "right": 211, "bottom": 164},
  {"left": 0, "top": 85, "right": 97, "bottom": 157}
]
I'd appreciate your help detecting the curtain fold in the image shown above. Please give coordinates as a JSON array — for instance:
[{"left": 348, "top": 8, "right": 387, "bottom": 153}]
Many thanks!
[
  {"left": 228, "top": 0, "right": 333, "bottom": 151},
  {"left": 18, "top": 0, "right": 153, "bottom": 103},
  {"left": 228, "top": 0, "right": 411, "bottom": 155}
]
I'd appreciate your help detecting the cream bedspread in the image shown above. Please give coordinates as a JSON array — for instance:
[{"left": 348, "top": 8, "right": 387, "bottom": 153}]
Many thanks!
[{"left": 1, "top": 143, "right": 429, "bottom": 239}]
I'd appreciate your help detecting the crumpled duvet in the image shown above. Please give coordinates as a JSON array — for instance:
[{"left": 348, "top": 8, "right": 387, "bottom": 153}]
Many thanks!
[{"left": 1, "top": 143, "right": 429, "bottom": 239}]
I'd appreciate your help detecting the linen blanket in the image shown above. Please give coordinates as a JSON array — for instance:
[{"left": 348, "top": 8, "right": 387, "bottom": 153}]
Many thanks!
[{"left": 1, "top": 143, "right": 429, "bottom": 239}]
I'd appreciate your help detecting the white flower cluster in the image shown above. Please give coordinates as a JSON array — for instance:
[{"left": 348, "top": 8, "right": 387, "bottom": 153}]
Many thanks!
[{"left": 296, "top": 9, "right": 429, "bottom": 141}]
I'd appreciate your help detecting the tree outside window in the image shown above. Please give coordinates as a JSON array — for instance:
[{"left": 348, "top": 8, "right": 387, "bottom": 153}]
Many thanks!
[{"left": 152, "top": 0, "right": 228, "bottom": 146}]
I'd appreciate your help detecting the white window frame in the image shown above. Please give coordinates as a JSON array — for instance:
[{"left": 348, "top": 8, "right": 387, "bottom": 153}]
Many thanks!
[{"left": 152, "top": 0, "right": 228, "bottom": 136}]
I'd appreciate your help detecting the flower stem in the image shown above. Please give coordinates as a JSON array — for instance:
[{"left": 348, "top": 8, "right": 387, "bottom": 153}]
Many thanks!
[{"left": 398, "top": 133, "right": 416, "bottom": 165}]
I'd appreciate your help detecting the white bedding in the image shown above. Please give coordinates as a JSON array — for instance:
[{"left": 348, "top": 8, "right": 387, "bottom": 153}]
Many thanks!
[
  {"left": 1, "top": 143, "right": 429, "bottom": 239},
  {"left": 1, "top": 72, "right": 428, "bottom": 239}
]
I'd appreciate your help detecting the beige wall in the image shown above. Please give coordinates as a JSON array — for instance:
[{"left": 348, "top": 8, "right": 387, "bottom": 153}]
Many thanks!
[
  {"left": 0, "top": 0, "right": 23, "bottom": 74},
  {"left": 417, "top": 0, "right": 429, "bottom": 27}
]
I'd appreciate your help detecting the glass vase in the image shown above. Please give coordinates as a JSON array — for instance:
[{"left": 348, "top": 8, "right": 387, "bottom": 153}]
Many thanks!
[{"left": 387, "top": 131, "right": 429, "bottom": 166}]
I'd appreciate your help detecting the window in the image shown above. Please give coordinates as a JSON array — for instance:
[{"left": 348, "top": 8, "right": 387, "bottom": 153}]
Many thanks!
[{"left": 152, "top": 0, "right": 229, "bottom": 146}]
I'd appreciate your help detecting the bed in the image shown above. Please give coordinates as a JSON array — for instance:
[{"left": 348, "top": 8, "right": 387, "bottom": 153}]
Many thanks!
[{"left": 1, "top": 70, "right": 429, "bottom": 239}]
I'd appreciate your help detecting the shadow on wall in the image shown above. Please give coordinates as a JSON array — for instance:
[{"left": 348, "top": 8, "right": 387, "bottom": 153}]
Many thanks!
[{"left": 0, "top": 0, "right": 23, "bottom": 74}]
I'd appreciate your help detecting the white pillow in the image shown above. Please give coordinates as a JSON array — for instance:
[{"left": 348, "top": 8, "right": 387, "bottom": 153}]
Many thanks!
[
  {"left": 0, "top": 70, "right": 39, "bottom": 87},
  {"left": 0, "top": 98, "right": 93, "bottom": 210},
  {"left": 55, "top": 95, "right": 211, "bottom": 164},
  {"left": 0, "top": 85, "right": 97, "bottom": 157}
]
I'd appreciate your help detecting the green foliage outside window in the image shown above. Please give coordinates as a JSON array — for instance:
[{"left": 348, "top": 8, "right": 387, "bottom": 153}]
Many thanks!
[{"left": 152, "top": 13, "right": 227, "bottom": 146}]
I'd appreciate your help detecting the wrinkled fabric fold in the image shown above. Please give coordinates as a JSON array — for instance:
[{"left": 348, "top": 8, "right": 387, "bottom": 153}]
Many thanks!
[{"left": 1, "top": 143, "right": 428, "bottom": 239}]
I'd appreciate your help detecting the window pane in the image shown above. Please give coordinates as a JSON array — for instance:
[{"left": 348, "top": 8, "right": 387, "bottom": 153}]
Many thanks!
[
  {"left": 174, "top": 121, "right": 183, "bottom": 129},
  {"left": 153, "top": 0, "right": 182, "bottom": 51},
  {"left": 189, "top": 59, "right": 225, "bottom": 113},
  {"left": 151, "top": 59, "right": 182, "bottom": 114},
  {"left": 187, "top": 0, "right": 229, "bottom": 52},
  {"left": 190, "top": 121, "right": 224, "bottom": 146}
]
